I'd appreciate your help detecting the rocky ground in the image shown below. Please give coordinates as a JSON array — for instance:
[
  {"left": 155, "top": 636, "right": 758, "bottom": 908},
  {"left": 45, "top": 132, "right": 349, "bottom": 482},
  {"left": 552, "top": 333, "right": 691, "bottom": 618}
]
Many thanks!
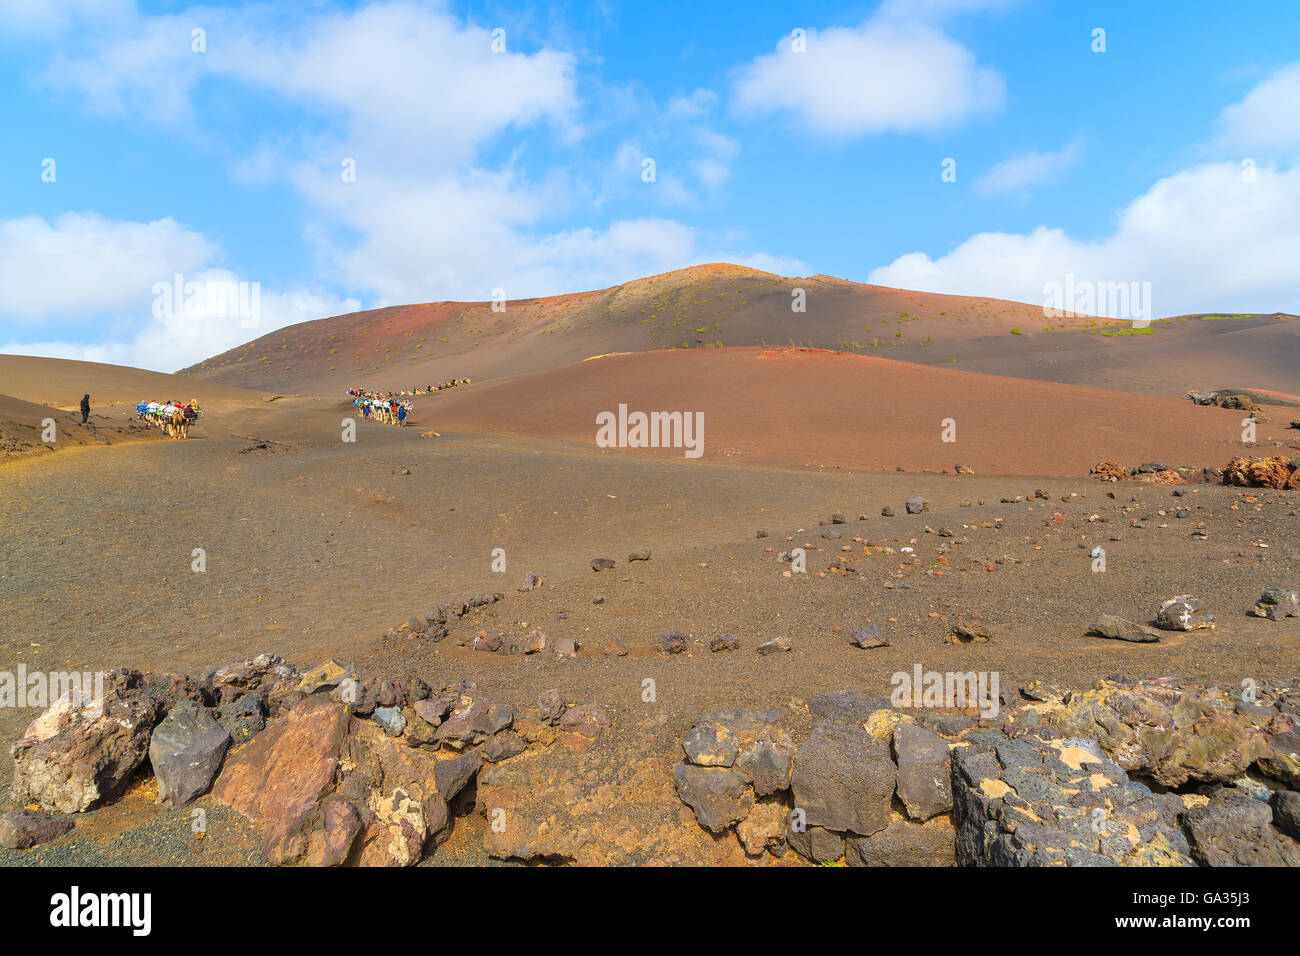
[{"left": 0, "top": 400, "right": 1296, "bottom": 866}]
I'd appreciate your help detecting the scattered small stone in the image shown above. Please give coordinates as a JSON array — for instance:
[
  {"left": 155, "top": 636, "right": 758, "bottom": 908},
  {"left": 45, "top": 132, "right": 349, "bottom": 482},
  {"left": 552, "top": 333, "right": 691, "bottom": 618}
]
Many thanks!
[
  {"left": 905, "top": 496, "right": 927, "bottom": 514},
  {"left": 559, "top": 703, "right": 610, "bottom": 738},
  {"left": 1090, "top": 614, "right": 1162, "bottom": 643},
  {"left": 473, "top": 632, "right": 504, "bottom": 652},
  {"left": 554, "top": 637, "right": 577, "bottom": 659},
  {"left": 709, "top": 635, "right": 740, "bottom": 652},
  {"left": 372, "top": 705, "right": 406, "bottom": 737},
  {"left": 517, "top": 572, "right": 542, "bottom": 592},
  {"left": 656, "top": 630, "right": 688, "bottom": 654},
  {"left": 1155, "top": 594, "right": 1215, "bottom": 631},
  {"left": 591, "top": 558, "right": 616, "bottom": 571},
  {"left": 523, "top": 630, "right": 547, "bottom": 654},
  {"left": 628, "top": 549, "right": 651, "bottom": 562},
  {"left": 881, "top": 506, "right": 895, "bottom": 517},
  {"left": 538, "top": 689, "right": 565, "bottom": 724},
  {"left": 1252, "top": 587, "right": 1300, "bottom": 620},
  {"left": 850, "top": 624, "right": 888, "bottom": 649},
  {"left": 947, "top": 622, "right": 991, "bottom": 644},
  {"left": 757, "top": 637, "right": 792, "bottom": 655}
]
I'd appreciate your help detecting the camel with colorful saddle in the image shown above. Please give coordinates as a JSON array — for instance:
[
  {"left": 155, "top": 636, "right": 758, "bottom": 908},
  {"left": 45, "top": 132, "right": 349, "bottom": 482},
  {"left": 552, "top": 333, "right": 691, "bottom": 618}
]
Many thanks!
[{"left": 136, "top": 399, "right": 201, "bottom": 439}]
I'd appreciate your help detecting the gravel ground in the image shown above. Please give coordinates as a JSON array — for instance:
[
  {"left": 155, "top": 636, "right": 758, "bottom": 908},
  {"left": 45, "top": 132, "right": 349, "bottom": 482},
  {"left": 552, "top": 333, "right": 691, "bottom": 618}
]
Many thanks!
[{"left": 0, "top": 400, "right": 1296, "bottom": 864}]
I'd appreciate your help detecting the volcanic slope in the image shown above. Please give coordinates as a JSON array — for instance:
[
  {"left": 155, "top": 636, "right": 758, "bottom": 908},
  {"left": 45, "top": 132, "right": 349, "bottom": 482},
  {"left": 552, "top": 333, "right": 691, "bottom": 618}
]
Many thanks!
[
  {"left": 180, "top": 265, "right": 1111, "bottom": 393},
  {"left": 422, "top": 346, "right": 1297, "bottom": 477},
  {"left": 0, "top": 354, "right": 270, "bottom": 408},
  {"left": 182, "top": 264, "right": 1299, "bottom": 401}
]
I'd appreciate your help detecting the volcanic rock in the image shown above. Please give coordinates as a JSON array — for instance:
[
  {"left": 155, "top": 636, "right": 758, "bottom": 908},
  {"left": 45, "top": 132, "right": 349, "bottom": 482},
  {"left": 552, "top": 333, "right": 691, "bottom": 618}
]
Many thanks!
[
  {"left": 673, "top": 764, "right": 753, "bottom": 833},
  {"left": 1089, "top": 614, "right": 1161, "bottom": 643},
  {"left": 1155, "top": 594, "right": 1215, "bottom": 631},
  {"left": 148, "top": 700, "right": 231, "bottom": 807},
  {"left": 10, "top": 669, "right": 170, "bottom": 813},
  {"left": 1252, "top": 587, "right": 1300, "bottom": 620},
  {"left": 0, "top": 809, "right": 74, "bottom": 850},
  {"left": 892, "top": 723, "right": 952, "bottom": 821}
]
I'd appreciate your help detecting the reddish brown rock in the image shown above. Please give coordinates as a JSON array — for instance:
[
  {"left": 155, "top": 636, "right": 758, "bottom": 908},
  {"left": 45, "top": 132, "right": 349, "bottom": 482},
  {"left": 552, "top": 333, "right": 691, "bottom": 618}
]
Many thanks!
[
  {"left": 212, "top": 695, "right": 448, "bottom": 866},
  {"left": 0, "top": 809, "right": 74, "bottom": 849},
  {"left": 10, "top": 669, "right": 171, "bottom": 813}
]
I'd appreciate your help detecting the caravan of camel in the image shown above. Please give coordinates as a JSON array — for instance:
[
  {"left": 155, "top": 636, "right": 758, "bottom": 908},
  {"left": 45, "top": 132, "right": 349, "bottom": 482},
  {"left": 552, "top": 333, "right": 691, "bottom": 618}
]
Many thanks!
[
  {"left": 346, "top": 379, "right": 470, "bottom": 426},
  {"left": 136, "top": 400, "right": 200, "bottom": 439}
]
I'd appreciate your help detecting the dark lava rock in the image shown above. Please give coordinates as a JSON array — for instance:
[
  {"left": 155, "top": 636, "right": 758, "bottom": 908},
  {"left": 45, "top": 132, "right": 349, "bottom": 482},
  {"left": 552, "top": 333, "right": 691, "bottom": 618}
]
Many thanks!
[
  {"left": 434, "top": 751, "right": 482, "bottom": 802},
  {"left": 1182, "top": 787, "right": 1300, "bottom": 866},
  {"left": 0, "top": 809, "right": 74, "bottom": 850},
  {"left": 947, "top": 622, "right": 992, "bottom": 644},
  {"left": 537, "top": 689, "right": 565, "bottom": 725},
  {"left": 791, "top": 719, "right": 894, "bottom": 837},
  {"left": 850, "top": 624, "right": 888, "bottom": 649},
  {"left": 893, "top": 723, "right": 952, "bottom": 821},
  {"left": 214, "top": 692, "right": 267, "bottom": 745},
  {"left": 656, "top": 630, "right": 688, "bottom": 654},
  {"left": 1252, "top": 587, "right": 1300, "bottom": 620},
  {"left": 12, "top": 669, "right": 172, "bottom": 813},
  {"left": 1089, "top": 614, "right": 1162, "bottom": 643},
  {"left": 735, "top": 732, "right": 795, "bottom": 797},
  {"left": 673, "top": 763, "right": 754, "bottom": 833},
  {"left": 481, "top": 731, "right": 527, "bottom": 763},
  {"left": 951, "top": 729, "right": 1193, "bottom": 866},
  {"left": 845, "top": 818, "right": 956, "bottom": 867},
  {"left": 148, "top": 700, "right": 231, "bottom": 807},
  {"left": 787, "top": 823, "right": 844, "bottom": 863},
  {"left": 1273, "top": 791, "right": 1300, "bottom": 840},
  {"left": 1155, "top": 594, "right": 1215, "bottom": 631}
]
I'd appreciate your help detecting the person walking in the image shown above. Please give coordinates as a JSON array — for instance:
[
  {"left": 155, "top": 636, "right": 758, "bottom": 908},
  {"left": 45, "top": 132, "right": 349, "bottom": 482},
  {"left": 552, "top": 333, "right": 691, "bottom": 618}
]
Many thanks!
[{"left": 80, "top": 393, "right": 90, "bottom": 424}]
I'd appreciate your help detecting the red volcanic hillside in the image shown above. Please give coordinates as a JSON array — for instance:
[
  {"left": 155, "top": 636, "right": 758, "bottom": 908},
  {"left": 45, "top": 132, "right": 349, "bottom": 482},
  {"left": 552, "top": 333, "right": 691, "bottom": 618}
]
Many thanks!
[
  {"left": 421, "top": 346, "right": 1285, "bottom": 477},
  {"left": 182, "top": 264, "right": 1111, "bottom": 394},
  {"left": 182, "top": 264, "right": 1300, "bottom": 402}
]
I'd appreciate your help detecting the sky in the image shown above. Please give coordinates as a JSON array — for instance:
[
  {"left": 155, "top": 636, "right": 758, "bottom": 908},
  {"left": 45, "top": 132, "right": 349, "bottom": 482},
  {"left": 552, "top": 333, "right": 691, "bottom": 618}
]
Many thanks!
[{"left": 2, "top": 0, "right": 1299, "bottom": 372}]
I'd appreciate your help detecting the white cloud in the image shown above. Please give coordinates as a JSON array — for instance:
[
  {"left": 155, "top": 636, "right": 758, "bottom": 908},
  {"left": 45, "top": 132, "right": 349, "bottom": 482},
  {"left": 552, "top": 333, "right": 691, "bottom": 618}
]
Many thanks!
[
  {"left": 3, "top": 278, "right": 359, "bottom": 373},
  {"left": 42, "top": 2, "right": 578, "bottom": 163},
  {"left": 975, "top": 138, "right": 1085, "bottom": 197},
  {"left": 0, "top": 214, "right": 357, "bottom": 371},
  {"left": 869, "top": 161, "right": 1300, "bottom": 316},
  {"left": 732, "top": 17, "right": 1003, "bottom": 136},
  {"left": 0, "top": 0, "right": 134, "bottom": 37},
  {"left": 0, "top": 213, "right": 216, "bottom": 323},
  {"left": 1212, "top": 62, "right": 1300, "bottom": 157},
  {"left": 7, "top": 1, "right": 803, "bottom": 361}
]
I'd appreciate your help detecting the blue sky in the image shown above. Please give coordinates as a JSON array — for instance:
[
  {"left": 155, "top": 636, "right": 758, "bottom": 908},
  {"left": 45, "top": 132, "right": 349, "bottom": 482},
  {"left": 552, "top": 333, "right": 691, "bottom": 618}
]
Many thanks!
[{"left": 2, "top": 0, "right": 1299, "bottom": 371}]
